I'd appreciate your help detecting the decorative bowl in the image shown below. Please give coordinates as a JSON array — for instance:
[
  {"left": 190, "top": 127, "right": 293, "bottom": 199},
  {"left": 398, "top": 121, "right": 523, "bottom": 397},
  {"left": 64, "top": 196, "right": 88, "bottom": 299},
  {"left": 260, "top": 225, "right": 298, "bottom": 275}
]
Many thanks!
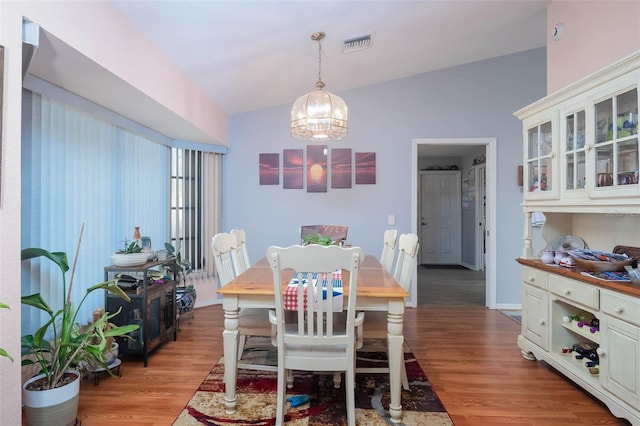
[
  {"left": 571, "top": 257, "right": 635, "bottom": 272},
  {"left": 111, "top": 252, "right": 149, "bottom": 267}
]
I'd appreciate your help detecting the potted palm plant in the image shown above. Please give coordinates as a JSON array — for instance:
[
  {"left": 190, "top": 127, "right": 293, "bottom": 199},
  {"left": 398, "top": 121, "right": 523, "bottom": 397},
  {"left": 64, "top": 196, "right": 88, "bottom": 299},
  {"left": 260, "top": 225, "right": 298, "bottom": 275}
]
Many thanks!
[{"left": 21, "top": 225, "right": 139, "bottom": 426}]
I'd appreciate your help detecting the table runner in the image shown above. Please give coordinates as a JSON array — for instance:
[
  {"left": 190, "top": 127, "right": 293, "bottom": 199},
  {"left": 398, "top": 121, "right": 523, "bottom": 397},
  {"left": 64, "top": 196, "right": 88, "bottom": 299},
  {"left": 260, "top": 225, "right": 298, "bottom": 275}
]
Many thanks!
[{"left": 284, "top": 271, "right": 343, "bottom": 311}]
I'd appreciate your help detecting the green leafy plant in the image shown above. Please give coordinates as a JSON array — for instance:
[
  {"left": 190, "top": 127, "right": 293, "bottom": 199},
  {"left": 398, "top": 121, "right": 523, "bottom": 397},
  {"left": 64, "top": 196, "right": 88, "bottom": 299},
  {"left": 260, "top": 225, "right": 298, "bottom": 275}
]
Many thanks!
[
  {"left": 21, "top": 225, "right": 139, "bottom": 390},
  {"left": 165, "top": 241, "right": 192, "bottom": 285},
  {"left": 116, "top": 239, "right": 142, "bottom": 254},
  {"left": 302, "top": 233, "right": 334, "bottom": 246},
  {"left": 0, "top": 302, "right": 14, "bottom": 362}
]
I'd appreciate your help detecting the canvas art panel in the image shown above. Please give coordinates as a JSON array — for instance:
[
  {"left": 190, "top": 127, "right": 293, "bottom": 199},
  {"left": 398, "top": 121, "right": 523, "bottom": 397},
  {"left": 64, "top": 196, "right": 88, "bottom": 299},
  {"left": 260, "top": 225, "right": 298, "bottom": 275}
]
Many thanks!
[
  {"left": 283, "top": 149, "right": 303, "bottom": 189},
  {"left": 259, "top": 153, "right": 279, "bottom": 185},
  {"left": 307, "top": 145, "right": 327, "bottom": 192},
  {"left": 355, "top": 152, "right": 376, "bottom": 184},
  {"left": 331, "top": 148, "right": 352, "bottom": 189}
]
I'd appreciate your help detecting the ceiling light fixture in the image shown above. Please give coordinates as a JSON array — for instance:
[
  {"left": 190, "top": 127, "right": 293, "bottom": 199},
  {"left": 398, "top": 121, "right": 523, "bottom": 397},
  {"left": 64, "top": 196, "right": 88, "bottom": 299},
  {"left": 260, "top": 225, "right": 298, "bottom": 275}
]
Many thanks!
[{"left": 291, "top": 31, "right": 348, "bottom": 141}]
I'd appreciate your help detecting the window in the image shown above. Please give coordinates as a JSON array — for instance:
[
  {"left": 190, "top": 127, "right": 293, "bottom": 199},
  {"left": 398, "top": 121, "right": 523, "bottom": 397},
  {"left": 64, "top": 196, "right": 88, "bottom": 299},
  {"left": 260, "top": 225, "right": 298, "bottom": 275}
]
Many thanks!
[
  {"left": 170, "top": 148, "right": 220, "bottom": 274},
  {"left": 22, "top": 90, "right": 169, "bottom": 330}
]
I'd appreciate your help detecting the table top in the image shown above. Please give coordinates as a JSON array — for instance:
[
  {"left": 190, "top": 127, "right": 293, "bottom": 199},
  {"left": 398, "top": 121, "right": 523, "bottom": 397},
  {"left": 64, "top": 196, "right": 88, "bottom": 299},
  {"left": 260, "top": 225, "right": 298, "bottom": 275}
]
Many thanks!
[{"left": 218, "top": 255, "right": 408, "bottom": 299}]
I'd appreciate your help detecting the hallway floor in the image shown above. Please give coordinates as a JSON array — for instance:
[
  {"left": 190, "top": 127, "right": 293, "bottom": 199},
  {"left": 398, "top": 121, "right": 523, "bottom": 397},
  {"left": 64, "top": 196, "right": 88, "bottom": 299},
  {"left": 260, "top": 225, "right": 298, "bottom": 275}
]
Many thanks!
[{"left": 417, "top": 264, "right": 486, "bottom": 307}]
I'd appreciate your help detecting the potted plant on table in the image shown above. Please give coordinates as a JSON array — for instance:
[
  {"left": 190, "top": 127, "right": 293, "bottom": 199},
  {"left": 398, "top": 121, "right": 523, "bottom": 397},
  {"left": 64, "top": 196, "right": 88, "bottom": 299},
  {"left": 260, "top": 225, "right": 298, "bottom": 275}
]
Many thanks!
[
  {"left": 111, "top": 238, "right": 149, "bottom": 267},
  {"left": 21, "top": 225, "right": 139, "bottom": 426},
  {"left": 302, "top": 233, "right": 338, "bottom": 246}
]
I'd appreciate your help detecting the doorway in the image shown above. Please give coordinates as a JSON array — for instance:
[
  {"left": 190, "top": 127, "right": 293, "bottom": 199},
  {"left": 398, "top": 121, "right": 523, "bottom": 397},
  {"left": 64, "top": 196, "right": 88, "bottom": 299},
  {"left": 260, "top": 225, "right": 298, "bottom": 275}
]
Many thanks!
[{"left": 410, "top": 138, "right": 497, "bottom": 309}]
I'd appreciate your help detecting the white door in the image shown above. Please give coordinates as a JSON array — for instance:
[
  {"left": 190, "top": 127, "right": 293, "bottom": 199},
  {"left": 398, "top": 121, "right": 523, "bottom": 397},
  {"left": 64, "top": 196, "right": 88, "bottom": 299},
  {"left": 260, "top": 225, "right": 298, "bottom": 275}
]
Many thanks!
[{"left": 420, "top": 170, "right": 462, "bottom": 264}]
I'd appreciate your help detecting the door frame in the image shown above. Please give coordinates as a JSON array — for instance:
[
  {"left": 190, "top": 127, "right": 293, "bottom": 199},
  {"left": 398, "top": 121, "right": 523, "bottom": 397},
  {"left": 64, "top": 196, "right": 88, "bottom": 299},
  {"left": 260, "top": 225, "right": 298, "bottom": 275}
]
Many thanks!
[
  {"left": 411, "top": 138, "right": 497, "bottom": 309},
  {"left": 474, "top": 164, "right": 486, "bottom": 271}
]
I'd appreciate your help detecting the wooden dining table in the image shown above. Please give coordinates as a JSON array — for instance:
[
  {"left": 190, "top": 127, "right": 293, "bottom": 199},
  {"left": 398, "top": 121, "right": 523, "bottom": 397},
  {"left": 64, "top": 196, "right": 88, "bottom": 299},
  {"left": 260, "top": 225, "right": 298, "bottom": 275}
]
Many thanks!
[{"left": 217, "top": 254, "right": 409, "bottom": 423}]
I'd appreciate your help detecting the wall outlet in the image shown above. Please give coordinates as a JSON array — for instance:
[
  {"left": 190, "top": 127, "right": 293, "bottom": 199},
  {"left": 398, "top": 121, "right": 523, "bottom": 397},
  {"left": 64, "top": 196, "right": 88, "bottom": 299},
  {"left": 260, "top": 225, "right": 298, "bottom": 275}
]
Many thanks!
[{"left": 388, "top": 214, "right": 395, "bottom": 225}]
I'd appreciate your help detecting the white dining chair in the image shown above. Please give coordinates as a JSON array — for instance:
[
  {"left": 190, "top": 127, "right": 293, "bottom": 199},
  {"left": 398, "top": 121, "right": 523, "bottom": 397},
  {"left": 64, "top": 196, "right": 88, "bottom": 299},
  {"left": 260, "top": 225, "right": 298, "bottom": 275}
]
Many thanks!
[
  {"left": 267, "top": 244, "right": 365, "bottom": 426},
  {"left": 380, "top": 228, "right": 398, "bottom": 273},
  {"left": 212, "top": 232, "right": 274, "bottom": 371},
  {"left": 357, "top": 232, "right": 419, "bottom": 390},
  {"left": 230, "top": 228, "right": 251, "bottom": 274}
]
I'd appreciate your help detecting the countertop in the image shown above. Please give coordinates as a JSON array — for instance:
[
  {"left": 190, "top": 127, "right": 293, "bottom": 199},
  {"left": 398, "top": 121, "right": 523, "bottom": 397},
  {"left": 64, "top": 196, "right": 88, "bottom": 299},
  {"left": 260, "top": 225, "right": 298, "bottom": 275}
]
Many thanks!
[{"left": 517, "top": 257, "right": 640, "bottom": 298}]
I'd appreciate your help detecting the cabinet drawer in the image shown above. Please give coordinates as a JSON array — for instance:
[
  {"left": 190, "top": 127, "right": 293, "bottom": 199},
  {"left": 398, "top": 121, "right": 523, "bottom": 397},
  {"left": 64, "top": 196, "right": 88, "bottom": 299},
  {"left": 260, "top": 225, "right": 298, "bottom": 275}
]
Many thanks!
[
  {"left": 521, "top": 266, "right": 548, "bottom": 289},
  {"left": 601, "top": 290, "right": 640, "bottom": 327},
  {"left": 549, "top": 275, "right": 599, "bottom": 310}
]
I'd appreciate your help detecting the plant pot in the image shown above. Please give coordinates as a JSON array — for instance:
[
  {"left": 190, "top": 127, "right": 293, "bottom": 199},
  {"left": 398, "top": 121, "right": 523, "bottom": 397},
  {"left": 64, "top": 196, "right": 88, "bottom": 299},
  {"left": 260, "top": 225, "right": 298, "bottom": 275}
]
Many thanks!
[
  {"left": 105, "top": 341, "right": 119, "bottom": 365},
  {"left": 111, "top": 252, "right": 148, "bottom": 267},
  {"left": 23, "top": 370, "right": 80, "bottom": 426},
  {"left": 81, "top": 342, "right": 119, "bottom": 371}
]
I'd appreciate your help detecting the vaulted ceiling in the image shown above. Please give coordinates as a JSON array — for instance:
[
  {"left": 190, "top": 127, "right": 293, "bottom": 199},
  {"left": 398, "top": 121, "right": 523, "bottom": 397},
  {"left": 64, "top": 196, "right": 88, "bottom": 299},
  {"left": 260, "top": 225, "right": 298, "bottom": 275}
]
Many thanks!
[
  {"left": 24, "top": 1, "right": 549, "bottom": 145},
  {"left": 111, "top": 0, "right": 548, "bottom": 115}
]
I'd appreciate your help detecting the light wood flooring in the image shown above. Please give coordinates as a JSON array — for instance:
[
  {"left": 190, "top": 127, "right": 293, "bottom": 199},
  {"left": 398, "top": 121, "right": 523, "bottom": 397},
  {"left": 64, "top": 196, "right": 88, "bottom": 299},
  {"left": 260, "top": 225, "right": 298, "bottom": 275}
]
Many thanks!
[
  {"left": 418, "top": 264, "right": 486, "bottom": 306},
  {"left": 68, "top": 304, "right": 627, "bottom": 425}
]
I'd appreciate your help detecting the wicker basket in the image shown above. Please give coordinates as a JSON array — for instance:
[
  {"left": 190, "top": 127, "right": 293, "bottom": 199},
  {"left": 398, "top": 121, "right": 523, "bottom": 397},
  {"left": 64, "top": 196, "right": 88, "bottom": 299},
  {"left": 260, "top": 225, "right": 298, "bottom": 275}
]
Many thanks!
[{"left": 572, "top": 257, "right": 635, "bottom": 272}]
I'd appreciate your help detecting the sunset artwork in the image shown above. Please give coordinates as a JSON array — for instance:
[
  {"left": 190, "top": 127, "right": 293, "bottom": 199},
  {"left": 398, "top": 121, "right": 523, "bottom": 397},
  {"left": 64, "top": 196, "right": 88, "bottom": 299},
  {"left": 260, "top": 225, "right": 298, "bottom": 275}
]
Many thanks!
[
  {"left": 283, "top": 149, "right": 304, "bottom": 189},
  {"left": 331, "top": 148, "right": 352, "bottom": 188},
  {"left": 259, "top": 153, "right": 279, "bottom": 185},
  {"left": 355, "top": 152, "right": 376, "bottom": 184},
  {"left": 307, "top": 145, "right": 327, "bottom": 193}
]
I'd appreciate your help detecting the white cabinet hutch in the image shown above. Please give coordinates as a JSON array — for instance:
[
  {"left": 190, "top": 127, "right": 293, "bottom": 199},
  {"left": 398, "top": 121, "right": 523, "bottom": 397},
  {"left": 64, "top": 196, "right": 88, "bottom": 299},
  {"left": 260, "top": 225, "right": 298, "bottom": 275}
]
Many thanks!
[{"left": 515, "top": 51, "right": 640, "bottom": 424}]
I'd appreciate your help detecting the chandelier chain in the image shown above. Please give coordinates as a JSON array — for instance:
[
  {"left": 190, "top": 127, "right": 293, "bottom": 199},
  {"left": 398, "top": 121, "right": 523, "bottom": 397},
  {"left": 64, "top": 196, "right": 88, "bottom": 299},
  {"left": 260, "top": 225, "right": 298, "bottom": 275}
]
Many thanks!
[
  {"left": 317, "top": 38, "right": 322, "bottom": 84},
  {"left": 313, "top": 32, "right": 325, "bottom": 90}
]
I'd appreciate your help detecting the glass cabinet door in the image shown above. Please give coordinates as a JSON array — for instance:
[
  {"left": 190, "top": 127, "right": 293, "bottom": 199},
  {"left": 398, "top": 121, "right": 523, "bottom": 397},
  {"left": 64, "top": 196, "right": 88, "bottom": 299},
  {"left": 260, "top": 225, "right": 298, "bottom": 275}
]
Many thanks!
[
  {"left": 565, "top": 110, "right": 587, "bottom": 190},
  {"left": 526, "top": 120, "right": 555, "bottom": 197},
  {"left": 593, "top": 88, "right": 639, "bottom": 193}
]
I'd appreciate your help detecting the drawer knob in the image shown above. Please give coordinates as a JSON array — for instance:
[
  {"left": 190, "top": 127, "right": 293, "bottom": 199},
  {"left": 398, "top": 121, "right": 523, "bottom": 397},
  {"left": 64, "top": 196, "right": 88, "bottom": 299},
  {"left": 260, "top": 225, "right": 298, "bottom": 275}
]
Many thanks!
[
  {"left": 563, "top": 288, "right": 570, "bottom": 295},
  {"left": 539, "top": 318, "right": 545, "bottom": 326},
  {"left": 529, "top": 276, "right": 535, "bottom": 282},
  {"left": 596, "top": 347, "right": 604, "bottom": 356},
  {"left": 614, "top": 306, "right": 623, "bottom": 314}
]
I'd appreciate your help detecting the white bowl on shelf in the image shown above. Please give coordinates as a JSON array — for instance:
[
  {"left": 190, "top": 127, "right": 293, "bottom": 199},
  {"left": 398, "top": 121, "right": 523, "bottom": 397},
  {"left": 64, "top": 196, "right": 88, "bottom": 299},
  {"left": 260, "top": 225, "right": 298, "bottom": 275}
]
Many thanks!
[{"left": 111, "top": 252, "right": 148, "bottom": 267}]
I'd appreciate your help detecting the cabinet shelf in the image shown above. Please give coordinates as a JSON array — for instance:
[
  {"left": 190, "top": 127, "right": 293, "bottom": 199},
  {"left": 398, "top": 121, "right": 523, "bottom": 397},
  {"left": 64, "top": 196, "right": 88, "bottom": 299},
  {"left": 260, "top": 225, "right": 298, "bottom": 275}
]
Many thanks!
[
  {"left": 560, "top": 321, "right": 601, "bottom": 344},
  {"left": 105, "top": 259, "right": 177, "bottom": 367},
  {"left": 550, "top": 352, "right": 600, "bottom": 384}
]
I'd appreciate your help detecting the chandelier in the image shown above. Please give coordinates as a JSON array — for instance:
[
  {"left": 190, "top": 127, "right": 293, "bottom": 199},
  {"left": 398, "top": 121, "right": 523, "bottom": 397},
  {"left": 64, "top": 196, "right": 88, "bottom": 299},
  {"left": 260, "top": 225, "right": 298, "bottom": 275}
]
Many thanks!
[{"left": 291, "top": 32, "right": 348, "bottom": 141}]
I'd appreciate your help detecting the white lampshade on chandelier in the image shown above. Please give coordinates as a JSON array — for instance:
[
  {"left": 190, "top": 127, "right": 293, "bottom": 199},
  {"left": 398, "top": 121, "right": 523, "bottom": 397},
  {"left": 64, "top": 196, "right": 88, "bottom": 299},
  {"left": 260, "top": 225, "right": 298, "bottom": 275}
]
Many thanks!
[{"left": 291, "top": 32, "right": 348, "bottom": 141}]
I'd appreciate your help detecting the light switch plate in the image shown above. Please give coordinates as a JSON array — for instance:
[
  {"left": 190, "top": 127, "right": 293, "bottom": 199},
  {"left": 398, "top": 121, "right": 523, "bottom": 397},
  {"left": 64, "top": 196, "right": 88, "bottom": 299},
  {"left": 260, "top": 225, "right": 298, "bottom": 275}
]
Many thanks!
[{"left": 388, "top": 215, "right": 395, "bottom": 225}]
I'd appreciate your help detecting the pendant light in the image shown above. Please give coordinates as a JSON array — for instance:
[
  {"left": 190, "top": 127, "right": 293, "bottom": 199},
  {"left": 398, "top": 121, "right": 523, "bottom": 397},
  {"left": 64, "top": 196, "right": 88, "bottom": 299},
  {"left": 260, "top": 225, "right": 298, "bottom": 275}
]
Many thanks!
[{"left": 291, "top": 32, "right": 348, "bottom": 141}]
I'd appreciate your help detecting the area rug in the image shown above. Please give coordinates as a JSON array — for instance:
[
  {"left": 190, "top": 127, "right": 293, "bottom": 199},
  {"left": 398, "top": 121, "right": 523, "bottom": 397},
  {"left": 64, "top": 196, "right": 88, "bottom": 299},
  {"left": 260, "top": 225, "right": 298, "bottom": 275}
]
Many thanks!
[{"left": 173, "top": 339, "right": 452, "bottom": 425}]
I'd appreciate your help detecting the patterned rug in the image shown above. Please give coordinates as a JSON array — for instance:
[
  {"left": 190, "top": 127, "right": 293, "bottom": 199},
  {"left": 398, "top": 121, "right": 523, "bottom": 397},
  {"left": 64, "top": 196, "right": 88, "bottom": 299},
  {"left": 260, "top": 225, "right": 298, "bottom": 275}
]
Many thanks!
[{"left": 173, "top": 339, "right": 452, "bottom": 425}]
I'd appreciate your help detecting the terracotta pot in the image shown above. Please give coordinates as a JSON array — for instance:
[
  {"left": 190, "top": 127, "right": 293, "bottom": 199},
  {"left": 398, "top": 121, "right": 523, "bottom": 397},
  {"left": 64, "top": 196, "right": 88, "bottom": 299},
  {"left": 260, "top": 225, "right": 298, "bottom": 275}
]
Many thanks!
[{"left": 23, "top": 370, "right": 80, "bottom": 426}]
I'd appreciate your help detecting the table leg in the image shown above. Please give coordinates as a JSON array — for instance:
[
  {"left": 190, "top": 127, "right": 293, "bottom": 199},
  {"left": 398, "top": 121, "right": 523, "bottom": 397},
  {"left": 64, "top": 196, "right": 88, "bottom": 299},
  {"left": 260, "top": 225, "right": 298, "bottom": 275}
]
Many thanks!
[
  {"left": 223, "top": 306, "right": 240, "bottom": 414},
  {"left": 387, "top": 300, "right": 404, "bottom": 423}
]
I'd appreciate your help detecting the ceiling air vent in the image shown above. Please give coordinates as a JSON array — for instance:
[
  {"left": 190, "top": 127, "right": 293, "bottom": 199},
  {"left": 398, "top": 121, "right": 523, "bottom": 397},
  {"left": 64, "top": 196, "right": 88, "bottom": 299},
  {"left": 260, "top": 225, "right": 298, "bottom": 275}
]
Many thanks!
[{"left": 343, "top": 33, "right": 373, "bottom": 54}]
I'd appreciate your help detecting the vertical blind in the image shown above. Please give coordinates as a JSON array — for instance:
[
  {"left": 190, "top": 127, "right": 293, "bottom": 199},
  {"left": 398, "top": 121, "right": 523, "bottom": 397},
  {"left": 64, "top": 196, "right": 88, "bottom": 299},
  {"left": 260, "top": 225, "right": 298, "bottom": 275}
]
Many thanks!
[
  {"left": 170, "top": 148, "right": 220, "bottom": 278},
  {"left": 21, "top": 90, "right": 169, "bottom": 334}
]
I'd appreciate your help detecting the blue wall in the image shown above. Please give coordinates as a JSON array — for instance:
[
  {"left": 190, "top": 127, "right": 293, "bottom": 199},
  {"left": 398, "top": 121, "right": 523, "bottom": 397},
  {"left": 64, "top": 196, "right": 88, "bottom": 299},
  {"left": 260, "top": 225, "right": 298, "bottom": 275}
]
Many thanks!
[{"left": 223, "top": 47, "right": 546, "bottom": 307}]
